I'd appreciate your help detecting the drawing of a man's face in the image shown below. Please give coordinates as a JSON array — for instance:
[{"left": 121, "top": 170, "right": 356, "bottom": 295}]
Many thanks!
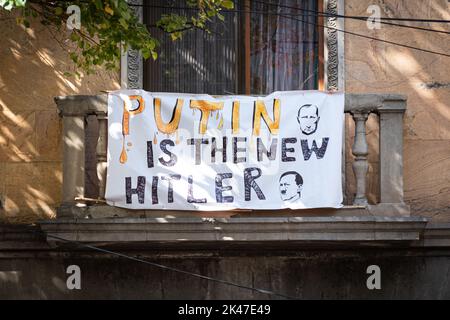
[
  {"left": 297, "top": 104, "right": 320, "bottom": 135},
  {"left": 279, "top": 172, "right": 303, "bottom": 202}
]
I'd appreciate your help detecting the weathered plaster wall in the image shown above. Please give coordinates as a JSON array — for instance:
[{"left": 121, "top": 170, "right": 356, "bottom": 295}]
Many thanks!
[
  {"left": 345, "top": 0, "right": 450, "bottom": 220},
  {"left": 2, "top": 248, "right": 450, "bottom": 299},
  {"left": 0, "top": 13, "right": 119, "bottom": 222}
]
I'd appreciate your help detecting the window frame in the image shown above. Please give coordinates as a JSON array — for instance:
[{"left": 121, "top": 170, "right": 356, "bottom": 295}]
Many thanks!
[
  {"left": 239, "top": 0, "right": 325, "bottom": 94},
  {"left": 121, "top": 0, "right": 343, "bottom": 93}
]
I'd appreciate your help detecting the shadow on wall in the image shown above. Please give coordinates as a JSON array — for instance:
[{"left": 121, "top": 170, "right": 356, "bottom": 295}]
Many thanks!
[
  {"left": 344, "top": 0, "right": 450, "bottom": 219},
  {"left": 0, "top": 11, "right": 119, "bottom": 223}
]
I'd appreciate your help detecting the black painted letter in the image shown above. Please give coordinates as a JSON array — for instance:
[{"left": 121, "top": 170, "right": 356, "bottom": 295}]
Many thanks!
[
  {"left": 125, "top": 176, "right": 146, "bottom": 204},
  {"left": 301, "top": 138, "right": 330, "bottom": 160},
  {"left": 233, "top": 137, "right": 247, "bottom": 163},
  {"left": 187, "top": 138, "right": 209, "bottom": 165},
  {"left": 282, "top": 138, "right": 297, "bottom": 162},
  {"left": 152, "top": 176, "right": 159, "bottom": 204},
  {"left": 187, "top": 175, "right": 207, "bottom": 203},
  {"left": 244, "top": 167, "right": 266, "bottom": 201},
  {"left": 211, "top": 137, "right": 227, "bottom": 163},
  {"left": 215, "top": 173, "right": 234, "bottom": 203},
  {"left": 147, "top": 141, "right": 154, "bottom": 168},
  {"left": 158, "top": 139, "right": 177, "bottom": 167},
  {"left": 257, "top": 138, "right": 278, "bottom": 161},
  {"left": 161, "top": 174, "right": 181, "bottom": 203}
]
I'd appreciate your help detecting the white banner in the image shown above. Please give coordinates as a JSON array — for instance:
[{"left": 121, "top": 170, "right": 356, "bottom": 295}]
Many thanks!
[{"left": 105, "top": 90, "right": 344, "bottom": 210}]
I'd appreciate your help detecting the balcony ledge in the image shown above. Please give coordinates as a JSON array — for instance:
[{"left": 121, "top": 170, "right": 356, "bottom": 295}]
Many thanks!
[{"left": 39, "top": 216, "right": 427, "bottom": 246}]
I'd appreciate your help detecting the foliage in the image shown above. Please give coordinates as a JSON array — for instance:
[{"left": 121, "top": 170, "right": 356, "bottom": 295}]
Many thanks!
[{"left": 0, "top": 0, "right": 234, "bottom": 73}]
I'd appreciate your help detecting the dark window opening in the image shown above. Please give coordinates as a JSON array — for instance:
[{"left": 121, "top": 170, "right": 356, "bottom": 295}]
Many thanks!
[{"left": 143, "top": 0, "right": 322, "bottom": 95}]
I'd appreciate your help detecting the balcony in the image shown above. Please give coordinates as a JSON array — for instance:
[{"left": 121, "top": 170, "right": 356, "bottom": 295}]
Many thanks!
[{"left": 39, "top": 93, "right": 427, "bottom": 245}]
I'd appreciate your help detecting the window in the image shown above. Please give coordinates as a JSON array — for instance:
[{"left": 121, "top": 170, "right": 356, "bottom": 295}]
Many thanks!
[{"left": 144, "top": 0, "right": 323, "bottom": 95}]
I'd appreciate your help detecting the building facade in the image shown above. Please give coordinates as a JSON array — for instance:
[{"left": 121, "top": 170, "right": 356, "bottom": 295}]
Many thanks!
[{"left": 1, "top": 0, "right": 450, "bottom": 299}]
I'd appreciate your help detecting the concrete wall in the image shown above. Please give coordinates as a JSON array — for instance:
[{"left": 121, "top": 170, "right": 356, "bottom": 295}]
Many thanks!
[
  {"left": 1, "top": 248, "right": 450, "bottom": 299},
  {"left": 0, "top": 13, "right": 119, "bottom": 222},
  {"left": 345, "top": 0, "right": 450, "bottom": 220}
]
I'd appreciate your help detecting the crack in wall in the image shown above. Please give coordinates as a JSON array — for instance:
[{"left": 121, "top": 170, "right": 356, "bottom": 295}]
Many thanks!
[{"left": 421, "top": 82, "right": 450, "bottom": 90}]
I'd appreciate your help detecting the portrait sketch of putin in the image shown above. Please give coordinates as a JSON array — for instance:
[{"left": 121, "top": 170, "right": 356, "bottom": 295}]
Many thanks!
[
  {"left": 297, "top": 104, "right": 320, "bottom": 135},
  {"left": 279, "top": 171, "right": 303, "bottom": 203}
]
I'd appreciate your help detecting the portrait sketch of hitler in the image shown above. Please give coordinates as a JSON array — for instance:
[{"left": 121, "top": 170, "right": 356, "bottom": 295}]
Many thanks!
[
  {"left": 297, "top": 104, "right": 320, "bottom": 135},
  {"left": 279, "top": 171, "right": 303, "bottom": 203}
]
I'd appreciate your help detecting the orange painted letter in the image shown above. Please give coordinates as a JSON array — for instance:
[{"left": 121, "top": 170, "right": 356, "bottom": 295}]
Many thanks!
[
  {"left": 154, "top": 98, "right": 184, "bottom": 134},
  {"left": 252, "top": 99, "right": 281, "bottom": 136},
  {"left": 190, "top": 100, "right": 224, "bottom": 134}
]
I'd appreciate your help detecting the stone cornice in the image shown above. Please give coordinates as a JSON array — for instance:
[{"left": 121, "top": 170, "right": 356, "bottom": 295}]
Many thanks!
[{"left": 39, "top": 216, "right": 427, "bottom": 245}]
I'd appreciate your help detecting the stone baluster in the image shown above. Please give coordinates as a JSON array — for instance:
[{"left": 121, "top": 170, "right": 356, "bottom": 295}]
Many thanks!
[
  {"left": 351, "top": 111, "right": 370, "bottom": 206},
  {"left": 96, "top": 113, "right": 108, "bottom": 200}
]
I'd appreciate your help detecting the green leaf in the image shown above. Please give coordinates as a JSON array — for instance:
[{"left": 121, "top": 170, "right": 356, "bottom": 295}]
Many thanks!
[
  {"left": 104, "top": 5, "right": 114, "bottom": 16},
  {"left": 141, "top": 49, "right": 150, "bottom": 59},
  {"left": 221, "top": 0, "right": 234, "bottom": 9},
  {"left": 94, "top": 0, "right": 102, "bottom": 10},
  {"left": 0, "top": 0, "right": 231, "bottom": 73},
  {"left": 1, "top": 0, "right": 14, "bottom": 10},
  {"left": 118, "top": 18, "right": 128, "bottom": 30},
  {"left": 0, "top": 0, "right": 25, "bottom": 9}
]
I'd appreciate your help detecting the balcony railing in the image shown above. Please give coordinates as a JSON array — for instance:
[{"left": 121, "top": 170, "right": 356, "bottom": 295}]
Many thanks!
[
  {"left": 53, "top": 93, "right": 409, "bottom": 218},
  {"left": 39, "top": 93, "right": 428, "bottom": 244}
]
